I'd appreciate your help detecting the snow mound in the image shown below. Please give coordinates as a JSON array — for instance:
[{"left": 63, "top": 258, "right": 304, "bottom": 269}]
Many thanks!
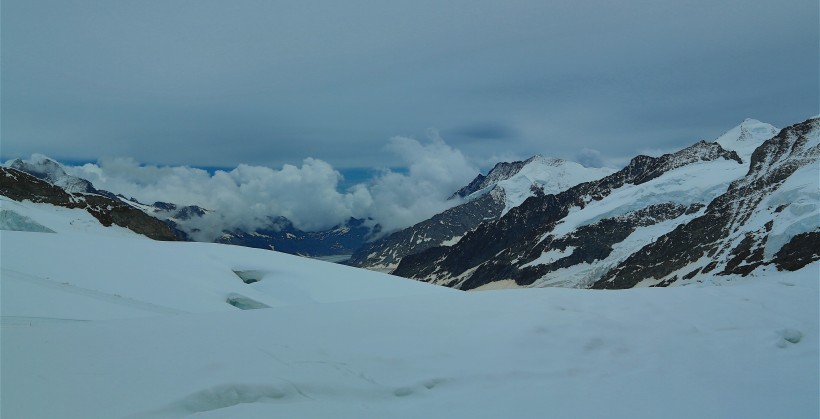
[{"left": 0, "top": 208, "right": 55, "bottom": 233}]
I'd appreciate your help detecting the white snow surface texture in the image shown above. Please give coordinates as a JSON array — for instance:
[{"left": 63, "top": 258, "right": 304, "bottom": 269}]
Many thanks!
[
  {"left": 1, "top": 198, "right": 818, "bottom": 418},
  {"left": 465, "top": 155, "right": 614, "bottom": 215}
]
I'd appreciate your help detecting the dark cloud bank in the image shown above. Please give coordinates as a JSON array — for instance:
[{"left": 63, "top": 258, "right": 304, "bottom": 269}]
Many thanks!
[{"left": 2, "top": 0, "right": 817, "bottom": 170}]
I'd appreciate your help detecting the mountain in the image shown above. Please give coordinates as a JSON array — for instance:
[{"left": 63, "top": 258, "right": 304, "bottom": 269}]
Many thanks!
[
  {"left": 0, "top": 166, "right": 183, "bottom": 241},
  {"left": 392, "top": 118, "right": 814, "bottom": 290},
  {"left": 455, "top": 155, "right": 615, "bottom": 215},
  {"left": 7, "top": 154, "right": 101, "bottom": 194},
  {"left": 715, "top": 118, "right": 781, "bottom": 162},
  {"left": 110, "top": 197, "right": 210, "bottom": 240},
  {"left": 217, "top": 216, "right": 375, "bottom": 258},
  {"left": 449, "top": 157, "right": 534, "bottom": 199},
  {"left": 2, "top": 156, "right": 375, "bottom": 259},
  {"left": 125, "top": 198, "right": 375, "bottom": 259},
  {"left": 147, "top": 201, "right": 209, "bottom": 221},
  {"left": 2, "top": 190, "right": 817, "bottom": 418},
  {"left": 593, "top": 117, "right": 819, "bottom": 288},
  {"left": 348, "top": 155, "right": 612, "bottom": 271}
]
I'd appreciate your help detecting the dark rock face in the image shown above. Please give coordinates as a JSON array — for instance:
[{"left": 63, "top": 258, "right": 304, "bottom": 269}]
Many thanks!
[
  {"left": 174, "top": 205, "right": 208, "bottom": 221},
  {"left": 1, "top": 167, "right": 183, "bottom": 241},
  {"left": 507, "top": 203, "right": 703, "bottom": 288},
  {"left": 151, "top": 201, "right": 178, "bottom": 212},
  {"left": 449, "top": 158, "right": 535, "bottom": 199},
  {"left": 1, "top": 167, "right": 74, "bottom": 203},
  {"left": 351, "top": 156, "right": 532, "bottom": 271},
  {"left": 592, "top": 118, "right": 819, "bottom": 289},
  {"left": 770, "top": 232, "right": 820, "bottom": 271},
  {"left": 393, "top": 140, "right": 745, "bottom": 289},
  {"left": 147, "top": 201, "right": 209, "bottom": 221},
  {"left": 450, "top": 173, "right": 488, "bottom": 200},
  {"left": 348, "top": 189, "right": 506, "bottom": 270}
]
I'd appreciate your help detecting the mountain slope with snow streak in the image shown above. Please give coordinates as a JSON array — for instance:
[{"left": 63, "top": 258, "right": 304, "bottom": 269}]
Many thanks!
[
  {"left": 394, "top": 138, "right": 746, "bottom": 289},
  {"left": 349, "top": 156, "right": 612, "bottom": 271},
  {"left": 595, "top": 117, "right": 819, "bottom": 288},
  {"left": 392, "top": 118, "right": 819, "bottom": 291},
  {"left": 460, "top": 155, "right": 615, "bottom": 215}
]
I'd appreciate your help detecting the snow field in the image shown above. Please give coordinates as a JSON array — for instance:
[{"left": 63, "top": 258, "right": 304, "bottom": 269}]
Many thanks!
[
  {"left": 2, "top": 182, "right": 818, "bottom": 418},
  {"left": 2, "top": 267, "right": 817, "bottom": 418}
]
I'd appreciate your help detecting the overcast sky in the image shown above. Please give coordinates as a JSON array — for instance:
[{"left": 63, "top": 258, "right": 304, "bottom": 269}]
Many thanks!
[{"left": 3, "top": 0, "right": 818, "bottom": 171}]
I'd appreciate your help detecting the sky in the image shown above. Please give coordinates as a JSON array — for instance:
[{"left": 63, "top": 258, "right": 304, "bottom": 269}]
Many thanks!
[{"left": 2, "top": 0, "right": 818, "bottom": 234}]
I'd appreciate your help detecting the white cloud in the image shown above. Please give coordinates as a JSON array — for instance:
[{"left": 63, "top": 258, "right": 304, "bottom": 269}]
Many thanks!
[
  {"left": 355, "top": 131, "right": 477, "bottom": 232},
  {"left": 61, "top": 134, "right": 477, "bottom": 239}
]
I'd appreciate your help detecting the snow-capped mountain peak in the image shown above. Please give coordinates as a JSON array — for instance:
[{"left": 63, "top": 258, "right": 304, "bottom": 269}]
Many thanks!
[
  {"left": 715, "top": 119, "right": 779, "bottom": 162},
  {"left": 453, "top": 155, "right": 614, "bottom": 212},
  {"left": 5, "top": 154, "right": 98, "bottom": 194}
]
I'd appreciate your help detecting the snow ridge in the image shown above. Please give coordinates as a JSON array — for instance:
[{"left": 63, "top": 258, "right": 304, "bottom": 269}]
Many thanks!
[{"left": 6, "top": 154, "right": 98, "bottom": 194}]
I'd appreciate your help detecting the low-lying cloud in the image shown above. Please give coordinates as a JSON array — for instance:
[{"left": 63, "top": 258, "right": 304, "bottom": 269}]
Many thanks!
[
  {"left": 353, "top": 130, "right": 477, "bottom": 233},
  {"left": 60, "top": 134, "right": 477, "bottom": 240}
]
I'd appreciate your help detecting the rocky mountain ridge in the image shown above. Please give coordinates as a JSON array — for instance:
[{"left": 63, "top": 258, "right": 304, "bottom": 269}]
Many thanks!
[
  {"left": 391, "top": 118, "right": 818, "bottom": 290},
  {"left": 4, "top": 117, "right": 815, "bottom": 287},
  {"left": 7, "top": 155, "right": 101, "bottom": 195},
  {"left": 0, "top": 166, "right": 182, "bottom": 241},
  {"left": 348, "top": 154, "right": 613, "bottom": 271},
  {"left": 593, "top": 117, "right": 819, "bottom": 288}
]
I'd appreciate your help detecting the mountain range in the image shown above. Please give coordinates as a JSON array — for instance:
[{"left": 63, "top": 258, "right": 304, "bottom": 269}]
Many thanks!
[
  {"left": 347, "top": 155, "right": 613, "bottom": 271},
  {"left": 2, "top": 115, "right": 818, "bottom": 417},
  {"left": 2, "top": 117, "right": 817, "bottom": 291},
  {"left": 392, "top": 117, "right": 818, "bottom": 289}
]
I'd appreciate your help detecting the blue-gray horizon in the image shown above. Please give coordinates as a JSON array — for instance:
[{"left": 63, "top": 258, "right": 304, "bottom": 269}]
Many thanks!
[{"left": 2, "top": 0, "right": 818, "bottom": 171}]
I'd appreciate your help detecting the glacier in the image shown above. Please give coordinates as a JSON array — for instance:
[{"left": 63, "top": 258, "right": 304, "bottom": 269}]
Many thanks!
[{"left": 1, "top": 192, "right": 817, "bottom": 418}]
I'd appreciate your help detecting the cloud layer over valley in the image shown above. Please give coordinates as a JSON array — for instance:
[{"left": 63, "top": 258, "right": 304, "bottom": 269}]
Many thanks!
[{"left": 60, "top": 134, "right": 477, "bottom": 239}]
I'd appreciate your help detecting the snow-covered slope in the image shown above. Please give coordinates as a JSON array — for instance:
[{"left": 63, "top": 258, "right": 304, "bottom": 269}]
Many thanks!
[
  {"left": 595, "top": 116, "right": 819, "bottom": 288},
  {"left": 461, "top": 155, "right": 614, "bottom": 215},
  {"left": 1, "top": 199, "right": 817, "bottom": 418},
  {"left": 0, "top": 167, "right": 183, "bottom": 241},
  {"left": 360, "top": 120, "right": 770, "bottom": 279},
  {"left": 394, "top": 138, "right": 747, "bottom": 288},
  {"left": 349, "top": 156, "right": 612, "bottom": 271},
  {"left": 1, "top": 198, "right": 445, "bottom": 320},
  {"left": 393, "top": 118, "right": 818, "bottom": 291},
  {"left": 715, "top": 118, "right": 780, "bottom": 162},
  {"left": 526, "top": 149, "right": 752, "bottom": 288}
]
